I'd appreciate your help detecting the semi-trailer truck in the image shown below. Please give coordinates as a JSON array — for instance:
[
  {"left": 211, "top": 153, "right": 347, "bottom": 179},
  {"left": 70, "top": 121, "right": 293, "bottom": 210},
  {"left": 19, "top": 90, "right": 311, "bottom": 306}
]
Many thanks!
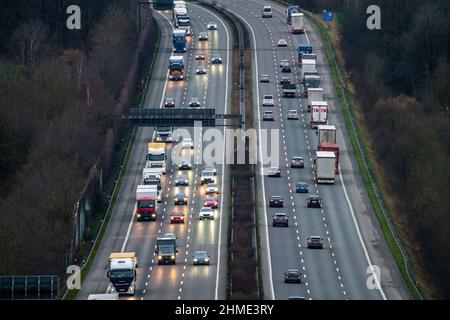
[
  {"left": 172, "top": 29, "right": 187, "bottom": 53},
  {"left": 291, "top": 12, "right": 305, "bottom": 33},
  {"left": 316, "top": 151, "right": 336, "bottom": 184},
  {"left": 169, "top": 56, "right": 185, "bottom": 81},
  {"left": 310, "top": 101, "right": 329, "bottom": 129},
  {"left": 107, "top": 252, "right": 137, "bottom": 296},
  {"left": 307, "top": 88, "right": 324, "bottom": 112},
  {"left": 147, "top": 142, "right": 167, "bottom": 173}
]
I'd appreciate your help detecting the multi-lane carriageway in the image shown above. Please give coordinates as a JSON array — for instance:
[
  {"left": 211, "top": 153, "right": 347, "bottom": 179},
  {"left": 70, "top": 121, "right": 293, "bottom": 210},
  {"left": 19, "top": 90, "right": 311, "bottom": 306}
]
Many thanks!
[{"left": 78, "top": 0, "right": 410, "bottom": 300}]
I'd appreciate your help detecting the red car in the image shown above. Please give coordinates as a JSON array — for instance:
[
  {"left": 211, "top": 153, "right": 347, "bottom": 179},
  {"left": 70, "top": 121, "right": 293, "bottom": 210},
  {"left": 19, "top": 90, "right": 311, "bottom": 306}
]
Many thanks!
[
  {"left": 170, "top": 211, "right": 185, "bottom": 224},
  {"left": 204, "top": 197, "right": 219, "bottom": 209}
]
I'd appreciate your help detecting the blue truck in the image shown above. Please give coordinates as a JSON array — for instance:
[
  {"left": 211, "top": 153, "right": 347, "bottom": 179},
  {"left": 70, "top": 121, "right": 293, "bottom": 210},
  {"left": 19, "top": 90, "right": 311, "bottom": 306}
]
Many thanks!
[
  {"left": 172, "top": 29, "right": 187, "bottom": 53},
  {"left": 286, "top": 6, "right": 300, "bottom": 25},
  {"left": 169, "top": 56, "right": 185, "bottom": 81},
  {"left": 298, "top": 43, "right": 313, "bottom": 64}
]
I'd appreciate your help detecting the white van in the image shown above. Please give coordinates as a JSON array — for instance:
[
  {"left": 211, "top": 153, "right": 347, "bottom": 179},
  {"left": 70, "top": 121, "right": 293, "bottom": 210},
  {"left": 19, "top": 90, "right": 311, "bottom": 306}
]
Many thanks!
[{"left": 262, "top": 6, "right": 272, "bottom": 18}]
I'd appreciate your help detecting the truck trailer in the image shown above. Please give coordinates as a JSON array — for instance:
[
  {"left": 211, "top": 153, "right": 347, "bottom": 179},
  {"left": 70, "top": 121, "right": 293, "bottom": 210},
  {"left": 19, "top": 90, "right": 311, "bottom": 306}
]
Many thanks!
[
  {"left": 310, "top": 101, "right": 329, "bottom": 129},
  {"left": 307, "top": 88, "right": 324, "bottom": 112},
  {"left": 316, "top": 151, "right": 336, "bottom": 184},
  {"left": 291, "top": 13, "right": 305, "bottom": 33},
  {"left": 301, "top": 59, "right": 317, "bottom": 83}
]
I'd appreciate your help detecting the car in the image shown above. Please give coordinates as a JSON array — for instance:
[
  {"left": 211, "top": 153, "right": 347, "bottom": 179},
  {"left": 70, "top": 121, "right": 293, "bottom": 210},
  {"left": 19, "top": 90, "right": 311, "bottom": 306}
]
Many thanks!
[
  {"left": 198, "top": 32, "right": 208, "bottom": 41},
  {"left": 307, "top": 195, "right": 322, "bottom": 208},
  {"left": 205, "top": 183, "right": 219, "bottom": 194},
  {"left": 263, "top": 111, "right": 274, "bottom": 121},
  {"left": 268, "top": 167, "right": 281, "bottom": 177},
  {"left": 287, "top": 110, "right": 299, "bottom": 120},
  {"left": 199, "top": 207, "right": 214, "bottom": 220},
  {"left": 296, "top": 182, "right": 309, "bottom": 193},
  {"left": 204, "top": 164, "right": 217, "bottom": 175},
  {"left": 307, "top": 236, "right": 324, "bottom": 249},
  {"left": 164, "top": 97, "right": 175, "bottom": 108},
  {"left": 262, "top": 95, "right": 274, "bottom": 106},
  {"left": 260, "top": 74, "right": 270, "bottom": 82},
  {"left": 178, "top": 159, "right": 192, "bottom": 170},
  {"left": 277, "top": 39, "right": 288, "bottom": 47},
  {"left": 280, "top": 77, "right": 291, "bottom": 85},
  {"left": 212, "top": 54, "right": 222, "bottom": 64},
  {"left": 189, "top": 97, "right": 201, "bottom": 108},
  {"left": 175, "top": 175, "right": 189, "bottom": 186},
  {"left": 284, "top": 269, "right": 302, "bottom": 283},
  {"left": 201, "top": 170, "right": 215, "bottom": 184},
  {"left": 195, "top": 54, "right": 206, "bottom": 60},
  {"left": 272, "top": 212, "right": 289, "bottom": 227},
  {"left": 269, "top": 195, "right": 284, "bottom": 207},
  {"left": 291, "top": 156, "right": 304, "bottom": 168},
  {"left": 182, "top": 137, "right": 194, "bottom": 149},
  {"left": 193, "top": 250, "right": 210, "bottom": 265},
  {"left": 174, "top": 192, "right": 188, "bottom": 205},
  {"left": 196, "top": 66, "right": 207, "bottom": 74},
  {"left": 204, "top": 197, "right": 219, "bottom": 209},
  {"left": 170, "top": 211, "right": 185, "bottom": 223},
  {"left": 280, "top": 59, "right": 289, "bottom": 68},
  {"left": 207, "top": 22, "right": 218, "bottom": 30},
  {"left": 281, "top": 64, "right": 292, "bottom": 73}
]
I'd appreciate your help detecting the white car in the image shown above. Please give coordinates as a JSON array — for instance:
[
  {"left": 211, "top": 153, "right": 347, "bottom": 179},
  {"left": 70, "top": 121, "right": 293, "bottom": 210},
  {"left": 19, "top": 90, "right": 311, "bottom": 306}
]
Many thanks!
[
  {"left": 260, "top": 74, "right": 270, "bottom": 82},
  {"left": 201, "top": 170, "right": 215, "bottom": 184},
  {"left": 280, "top": 59, "right": 289, "bottom": 68},
  {"left": 262, "top": 95, "right": 274, "bottom": 106},
  {"left": 204, "top": 164, "right": 217, "bottom": 175},
  {"left": 278, "top": 39, "right": 288, "bottom": 47},
  {"left": 205, "top": 183, "right": 219, "bottom": 194},
  {"left": 207, "top": 22, "right": 217, "bottom": 30},
  {"left": 182, "top": 138, "right": 194, "bottom": 149},
  {"left": 288, "top": 110, "right": 299, "bottom": 119},
  {"left": 199, "top": 207, "right": 214, "bottom": 220}
]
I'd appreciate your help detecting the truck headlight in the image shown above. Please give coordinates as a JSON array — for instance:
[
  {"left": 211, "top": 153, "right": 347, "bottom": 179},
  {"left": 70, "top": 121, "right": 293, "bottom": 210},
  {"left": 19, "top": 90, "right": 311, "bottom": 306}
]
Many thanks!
[
  {"left": 193, "top": 258, "right": 198, "bottom": 262},
  {"left": 137, "top": 214, "right": 141, "bottom": 218},
  {"left": 171, "top": 255, "right": 175, "bottom": 260},
  {"left": 205, "top": 258, "right": 209, "bottom": 262},
  {"left": 158, "top": 255, "right": 162, "bottom": 260}
]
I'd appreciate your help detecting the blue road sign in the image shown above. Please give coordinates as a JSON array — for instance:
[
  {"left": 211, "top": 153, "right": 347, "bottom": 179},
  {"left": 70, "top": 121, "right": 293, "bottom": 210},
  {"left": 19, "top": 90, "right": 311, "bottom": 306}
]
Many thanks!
[{"left": 323, "top": 10, "right": 333, "bottom": 22}]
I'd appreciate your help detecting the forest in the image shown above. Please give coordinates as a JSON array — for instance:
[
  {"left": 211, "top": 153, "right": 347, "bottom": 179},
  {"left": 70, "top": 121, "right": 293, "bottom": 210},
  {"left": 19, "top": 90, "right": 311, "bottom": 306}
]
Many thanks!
[
  {"left": 0, "top": 0, "right": 140, "bottom": 276},
  {"left": 299, "top": 0, "right": 450, "bottom": 298}
]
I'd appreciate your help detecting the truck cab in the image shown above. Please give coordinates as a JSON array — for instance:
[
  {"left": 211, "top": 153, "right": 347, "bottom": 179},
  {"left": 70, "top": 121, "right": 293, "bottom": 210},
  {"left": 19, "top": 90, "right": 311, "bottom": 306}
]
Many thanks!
[
  {"left": 136, "top": 185, "right": 158, "bottom": 220},
  {"left": 107, "top": 252, "right": 137, "bottom": 296},
  {"left": 172, "top": 29, "right": 187, "bottom": 53},
  {"left": 298, "top": 43, "right": 313, "bottom": 64},
  {"left": 169, "top": 56, "right": 185, "bottom": 81},
  {"left": 156, "top": 126, "right": 173, "bottom": 143},
  {"left": 156, "top": 236, "right": 178, "bottom": 265},
  {"left": 147, "top": 142, "right": 167, "bottom": 174}
]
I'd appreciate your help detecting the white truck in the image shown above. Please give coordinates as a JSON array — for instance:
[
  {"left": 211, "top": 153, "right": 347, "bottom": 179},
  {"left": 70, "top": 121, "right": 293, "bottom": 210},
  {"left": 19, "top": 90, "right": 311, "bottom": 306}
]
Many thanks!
[
  {"left": 307, "top": 88, "right": 324, "bottom": 112},
  {"left": 136, "top": 185, "right": 158, "bottom": 220},
  {"left": 301, "top": 59, "right": 317, "bottom": 83},
  {"left": 317, "top": 125, "right": 337, "bottom": 144},
  {"left": 147, "top": 142, "right": 166, "bottom": 174},
  {"left": 310, "top": 101, "right": 329, "bottom": 129},
  {"left": 87, "top": 293, "right": 119, "bottom": 300},
  {"left": 291, "top": 12, "right": 305, "bottom": 33},
  {"left": 142, "top": 168, "right": 163, "bottom": 202},
  {"left": 107, "top": 252, "right": 137, "bottom": 296},
  {"left": 316, "top": 151, "right": 336, "bottom": 184}
]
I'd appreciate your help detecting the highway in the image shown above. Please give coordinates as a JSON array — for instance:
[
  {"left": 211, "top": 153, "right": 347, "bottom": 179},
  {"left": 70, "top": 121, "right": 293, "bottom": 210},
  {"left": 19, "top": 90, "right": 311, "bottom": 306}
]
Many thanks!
[
  {"left": 77, "top": 3, "right": 231, "bottom": 300},
  {"left": 217, "top": 0, "right": 410, "bottom": 300}
]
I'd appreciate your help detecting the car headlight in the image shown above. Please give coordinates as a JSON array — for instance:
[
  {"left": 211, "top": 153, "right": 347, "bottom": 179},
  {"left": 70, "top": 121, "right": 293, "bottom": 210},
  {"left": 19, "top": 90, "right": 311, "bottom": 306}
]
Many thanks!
[
  {"left": 171, "top": 255, "right": 175, "bottom": 260},
  {"left": 137, "top": 214, "right": 141, "bottom": 218},
  {"left": 193, "top": 258, "right": 198, "bottom": 262},
  {"left": 205, "top": 258, "right": 209, "bottom": 262}
]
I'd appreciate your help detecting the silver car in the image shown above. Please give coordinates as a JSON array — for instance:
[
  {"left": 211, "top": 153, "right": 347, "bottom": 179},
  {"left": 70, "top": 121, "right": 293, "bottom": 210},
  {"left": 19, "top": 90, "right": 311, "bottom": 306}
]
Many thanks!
[{"left": 193, "top": 251, "right": 210, "bottom": 265}]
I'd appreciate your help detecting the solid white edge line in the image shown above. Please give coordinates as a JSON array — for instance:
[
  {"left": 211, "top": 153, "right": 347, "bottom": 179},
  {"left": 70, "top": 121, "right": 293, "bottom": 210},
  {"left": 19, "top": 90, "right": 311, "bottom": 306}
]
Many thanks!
[
  {"left": 182, "top": 3, "right": 230, "bottom": 301},
  {"left": 228, "top": 9, "right": 275, "bottom": 300}
]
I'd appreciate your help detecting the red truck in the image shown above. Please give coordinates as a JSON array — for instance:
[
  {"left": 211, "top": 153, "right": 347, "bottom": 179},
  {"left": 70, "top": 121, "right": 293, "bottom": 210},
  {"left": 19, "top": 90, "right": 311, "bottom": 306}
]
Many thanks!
[{"left": 318, "top": 142, "right": 339, "bottom": 174}]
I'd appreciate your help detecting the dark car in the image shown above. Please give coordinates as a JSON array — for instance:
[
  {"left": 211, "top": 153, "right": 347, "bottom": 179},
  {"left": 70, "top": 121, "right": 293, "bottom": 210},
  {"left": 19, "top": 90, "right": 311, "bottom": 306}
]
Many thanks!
[
  {"left": 291, "top": 156, "right": 305, "bottom": 168},
  {"left": 175, "top": 175, "right": 189, "bottom": 186},
  {"left": 174, "top": 192, "right": 188, "bottom": 205},
  {"left": 296, "top": 182, "right": 309, "bottom": 193},
  {"left": 307, "top": 236, "right": 324, "bottom": 249},
  {"left": 272, "top": 213, "right": 289, "bottom": 227},
  {"left": 307, "top": 195, "right": 322, "bottom": 208},
  {"left": 193, "top": 251, "right": 210, "bottom": 265},
  {"left": 178, "top": 160, "right": 192, "bottom": 170},
  {"left": 204, "top": 197, "right": 219, "bottom": 209},
  {"left": 281, "top": 65, "right": 292, "bottom": 73},
  {"left": 164, "top": 97, "right": 175, "bottom": 108},
  {"left": 284, "top": 269, "right": 302, "bottom": 283},
  {"left": 170, "top": 211, "right": 185, "bottom": 223},
  {"left": 212, "top": 54, "right": 222, "bottom": 64},
  {"left": 280, "top": 77, "right": 291, "bottom": 85},
  {"left": 269, "top": 196, "right": 284, "bottom": 207}
]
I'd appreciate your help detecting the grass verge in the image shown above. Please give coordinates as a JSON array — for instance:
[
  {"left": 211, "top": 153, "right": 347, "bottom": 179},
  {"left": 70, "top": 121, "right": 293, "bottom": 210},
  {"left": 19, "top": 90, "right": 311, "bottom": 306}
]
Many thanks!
[
  {"left": 64, "top": 23, "right": 161, "bottom": 300},
  {"left": 303, "top": 11, "right": 426, "bottom": 300}
]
